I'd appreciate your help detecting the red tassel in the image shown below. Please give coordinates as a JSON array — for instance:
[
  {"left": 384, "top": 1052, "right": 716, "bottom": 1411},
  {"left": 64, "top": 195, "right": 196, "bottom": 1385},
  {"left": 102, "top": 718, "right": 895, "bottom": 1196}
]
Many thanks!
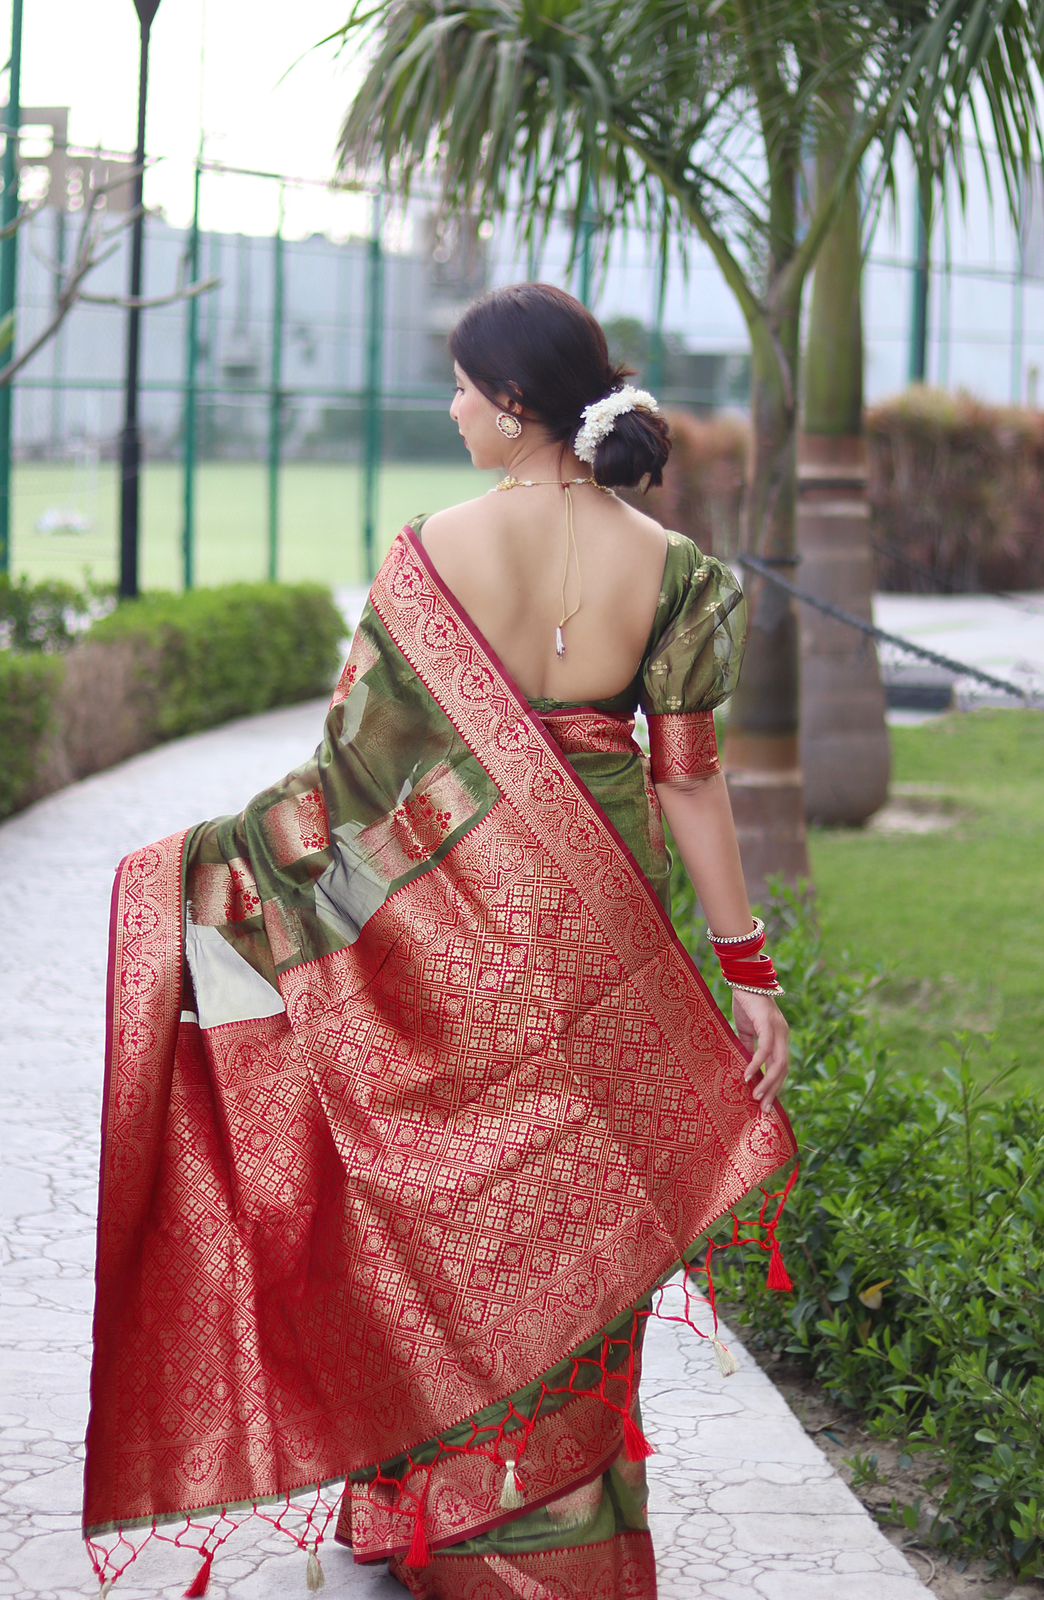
[
  {"left": 766, "top": 1239, "right": 794, "bottom": 1292},
  {"left": 405, "top": 1507, "right": 431, "bottom": 1570},
  {"left": 183, "top": 1550, "right": 214, "bottom": 1598},
  {"left": 623, "top": 1411, "right": 655, "bottom": 1461}
]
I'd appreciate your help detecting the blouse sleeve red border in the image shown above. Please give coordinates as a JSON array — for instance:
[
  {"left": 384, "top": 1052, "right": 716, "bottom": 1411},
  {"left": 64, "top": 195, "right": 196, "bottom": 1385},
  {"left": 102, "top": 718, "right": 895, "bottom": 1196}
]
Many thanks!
[{"left": 647, "top": 710, "right": 721, "bottom": 784}]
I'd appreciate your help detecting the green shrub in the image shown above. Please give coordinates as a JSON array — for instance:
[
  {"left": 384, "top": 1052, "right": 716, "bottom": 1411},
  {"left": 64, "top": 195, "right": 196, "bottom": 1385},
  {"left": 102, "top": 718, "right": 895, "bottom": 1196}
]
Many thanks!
[
  {"left": 88, "top": 582, "right": 347, "bottom": 739},
  {"left": 0, "top": 652, "right": 65, "bottom": 815},
  {"left": 0, "top": 582, "right": 347, "bottom": 819},
  {"left": 672, "top": 867, "right": 1044, "bottom": 1579},
  {"left": 632, "top": 389, "right": 1044, "bottom": 587},
  {"left": 0, "top": 572, "right": 115, "bottom": 652},
  {"left": 867, "top": 388, "right": 1044, "bottom": 592}
]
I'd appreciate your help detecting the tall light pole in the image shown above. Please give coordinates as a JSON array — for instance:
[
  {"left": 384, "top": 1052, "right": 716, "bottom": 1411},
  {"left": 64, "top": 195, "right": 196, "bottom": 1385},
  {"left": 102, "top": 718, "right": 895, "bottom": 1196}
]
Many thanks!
[
  {"left": 0, "top": 0, "right": 24, "bottom": 577},
  {"left": 119, "top": 0, "right": 163, "bottom": 599}
]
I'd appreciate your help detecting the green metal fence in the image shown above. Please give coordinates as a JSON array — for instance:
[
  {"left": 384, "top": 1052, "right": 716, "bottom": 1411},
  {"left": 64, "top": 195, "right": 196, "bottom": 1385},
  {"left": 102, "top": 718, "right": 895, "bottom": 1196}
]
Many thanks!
[
  {"left": 0, "top": 131, "right": 757, "bottom": 593},
  {"left": 2, "top": 129, "right": 1041, "bottom": 594}
]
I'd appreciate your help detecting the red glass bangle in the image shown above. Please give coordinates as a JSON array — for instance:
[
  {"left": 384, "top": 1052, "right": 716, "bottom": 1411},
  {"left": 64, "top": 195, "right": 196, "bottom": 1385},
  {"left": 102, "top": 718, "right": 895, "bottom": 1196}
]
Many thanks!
[{"left": 718, "top": 955, "right": 780, "bottom": 985}]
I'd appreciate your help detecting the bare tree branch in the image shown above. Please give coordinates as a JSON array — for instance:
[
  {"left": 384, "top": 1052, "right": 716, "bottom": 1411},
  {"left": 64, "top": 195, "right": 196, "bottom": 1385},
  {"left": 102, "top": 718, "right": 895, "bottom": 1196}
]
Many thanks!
[
  {"left": 79, "top": 269, "right": 220, "bottom": 311},
  {"left": 0, "top": 159, "right": 220, "bottom": 387},
  {"left": 0, "top": 195, "right": 49, "bottom": 241}
]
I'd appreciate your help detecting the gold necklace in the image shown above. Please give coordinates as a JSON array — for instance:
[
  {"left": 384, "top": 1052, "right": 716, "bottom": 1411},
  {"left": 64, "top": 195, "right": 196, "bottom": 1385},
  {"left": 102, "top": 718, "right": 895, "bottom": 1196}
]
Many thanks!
[{"left": 492, "top": 475, "right": 616, "bottom": 656}]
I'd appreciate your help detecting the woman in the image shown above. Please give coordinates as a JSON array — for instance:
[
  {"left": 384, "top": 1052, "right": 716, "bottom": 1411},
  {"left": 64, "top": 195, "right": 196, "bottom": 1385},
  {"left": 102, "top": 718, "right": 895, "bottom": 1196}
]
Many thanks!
[{"left": 84, "top": 282, "right": 796, "bottom": 1599}]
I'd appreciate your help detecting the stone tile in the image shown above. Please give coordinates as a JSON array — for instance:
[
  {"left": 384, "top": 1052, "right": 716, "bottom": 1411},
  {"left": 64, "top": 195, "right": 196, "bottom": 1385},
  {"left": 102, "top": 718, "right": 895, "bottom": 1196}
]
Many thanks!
[
  {"left": 730, "top": 1510, "right": 887, "bottom": 1556},
  {"left": 707, "top": 1477, "right": 865, "bottom": 1515},
  {"left": 751, "top": 1573, "right": 940, "bottom": 1600}
]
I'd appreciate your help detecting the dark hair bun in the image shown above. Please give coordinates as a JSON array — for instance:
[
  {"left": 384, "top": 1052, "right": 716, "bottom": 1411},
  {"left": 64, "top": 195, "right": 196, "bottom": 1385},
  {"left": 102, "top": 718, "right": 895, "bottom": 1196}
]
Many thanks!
[
  {"left": 590, "top": 373, "right": 672, "bottom": 490},
  {"left": 449, "top": 283, "right": 672, "bottom": 494}
]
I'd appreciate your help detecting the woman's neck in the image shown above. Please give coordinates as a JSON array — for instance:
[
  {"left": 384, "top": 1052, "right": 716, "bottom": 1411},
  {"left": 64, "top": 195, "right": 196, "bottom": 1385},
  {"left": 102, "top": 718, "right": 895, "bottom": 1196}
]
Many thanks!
[{"left": 501, "top": 443, "right": 591, "bottom": 482}]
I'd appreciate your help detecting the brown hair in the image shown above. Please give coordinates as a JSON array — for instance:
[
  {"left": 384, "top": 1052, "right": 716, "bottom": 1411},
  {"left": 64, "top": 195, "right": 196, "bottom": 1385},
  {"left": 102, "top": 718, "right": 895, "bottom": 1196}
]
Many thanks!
[{"left": 449, "top": 282, "right": 671, "bottom": 490}]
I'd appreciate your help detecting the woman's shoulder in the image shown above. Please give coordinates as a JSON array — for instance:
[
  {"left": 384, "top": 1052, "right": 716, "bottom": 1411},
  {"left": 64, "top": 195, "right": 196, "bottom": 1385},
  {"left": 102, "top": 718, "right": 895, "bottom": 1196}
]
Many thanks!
[
  {"left": 407, "top": 494, "right": 494, "bottom": 542},
  {"left": 646, "top": 534, "right": 742, "bottom": 645},
  {"left": 408, "top": 497, "right": 727, "bottom": 606},
  {"left": 658, "top": 528, "right": 704, "bottom": 588},
  {"left": 662, "top": 532, "right": 739, "bottom": 587}
]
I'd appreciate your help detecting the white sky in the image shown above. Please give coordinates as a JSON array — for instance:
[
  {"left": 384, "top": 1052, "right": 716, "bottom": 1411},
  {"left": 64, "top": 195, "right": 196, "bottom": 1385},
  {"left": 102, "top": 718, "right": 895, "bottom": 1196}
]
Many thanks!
[{"left": 1, "top": 0, "right": 374, "bottom": 236}]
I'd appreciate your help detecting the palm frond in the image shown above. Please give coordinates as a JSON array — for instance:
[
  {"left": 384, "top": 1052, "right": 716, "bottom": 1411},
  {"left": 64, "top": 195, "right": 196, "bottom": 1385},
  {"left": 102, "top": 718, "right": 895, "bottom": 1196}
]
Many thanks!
[{"left": 329, "top": 0, "right": 1044, "bottom": 323}]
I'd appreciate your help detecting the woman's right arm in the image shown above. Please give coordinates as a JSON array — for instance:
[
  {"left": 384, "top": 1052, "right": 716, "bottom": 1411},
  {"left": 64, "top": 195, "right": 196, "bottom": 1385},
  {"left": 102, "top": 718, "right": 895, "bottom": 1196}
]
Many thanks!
[{"left": 655, "top": 769, "right": 790, "bottom": 1114}]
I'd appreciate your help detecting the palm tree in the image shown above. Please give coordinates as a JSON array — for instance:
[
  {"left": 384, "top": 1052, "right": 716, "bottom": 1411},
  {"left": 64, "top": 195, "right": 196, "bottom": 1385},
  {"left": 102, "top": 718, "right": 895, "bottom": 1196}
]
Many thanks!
[
  {"left": 801, "top": 24, "right": 1043, "bottom": 825},
  {"left": 326, "top": 0, "right": 1044, "bottom": 894},
  {"left": 799, "top": 87, "right": 886, "bottom": 829}
]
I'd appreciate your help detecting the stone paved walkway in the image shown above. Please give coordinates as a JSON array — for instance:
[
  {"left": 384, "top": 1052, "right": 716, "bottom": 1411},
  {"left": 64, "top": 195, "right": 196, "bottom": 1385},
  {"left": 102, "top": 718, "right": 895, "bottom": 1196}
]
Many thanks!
[
  {"left": 0, "top": 702, "right": 934, "bottom": 1599},
  {"left": 872, "top": 590, "right": 1044, "bottom": 708}
]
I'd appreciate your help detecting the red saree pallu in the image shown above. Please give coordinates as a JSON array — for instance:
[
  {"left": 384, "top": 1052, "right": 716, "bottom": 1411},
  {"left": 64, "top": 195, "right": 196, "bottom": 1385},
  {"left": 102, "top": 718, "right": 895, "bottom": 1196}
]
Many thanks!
[{"left": 83, "top": 523, "right": 799, "bottom": 1596}]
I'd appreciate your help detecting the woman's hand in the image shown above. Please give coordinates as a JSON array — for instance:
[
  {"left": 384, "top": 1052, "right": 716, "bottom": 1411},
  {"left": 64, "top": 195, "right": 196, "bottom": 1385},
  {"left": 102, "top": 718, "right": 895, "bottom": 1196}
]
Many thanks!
[{"left": 732, "top": 990, "right": 790, "bottom": 1113}]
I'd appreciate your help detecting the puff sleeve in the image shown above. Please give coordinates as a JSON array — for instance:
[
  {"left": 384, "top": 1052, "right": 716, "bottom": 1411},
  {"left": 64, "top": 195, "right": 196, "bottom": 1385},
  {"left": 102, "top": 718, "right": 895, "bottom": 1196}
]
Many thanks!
[{"left": 640, "top": 538, "right": 747, "bottom": 785}]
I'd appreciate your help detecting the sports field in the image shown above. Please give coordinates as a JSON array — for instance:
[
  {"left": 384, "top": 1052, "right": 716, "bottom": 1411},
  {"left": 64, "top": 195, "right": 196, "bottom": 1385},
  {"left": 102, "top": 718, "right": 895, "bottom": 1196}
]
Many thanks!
[{"left": 11, "top": 461, "right": 492, "bottom": 591}]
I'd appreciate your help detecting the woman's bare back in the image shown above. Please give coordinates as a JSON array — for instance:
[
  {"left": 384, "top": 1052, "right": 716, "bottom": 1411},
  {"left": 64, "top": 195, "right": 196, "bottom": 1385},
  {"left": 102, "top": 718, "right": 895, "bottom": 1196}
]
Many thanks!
[{"left": 416, "top": 488, "right": 670, "bottom": 704}]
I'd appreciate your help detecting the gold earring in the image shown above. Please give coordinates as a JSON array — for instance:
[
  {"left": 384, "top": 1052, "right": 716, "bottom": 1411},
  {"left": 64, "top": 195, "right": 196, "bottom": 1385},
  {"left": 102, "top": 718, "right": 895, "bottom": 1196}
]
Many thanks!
[{"left": 495, "top": 411, "right": 523, "bottom": 440}]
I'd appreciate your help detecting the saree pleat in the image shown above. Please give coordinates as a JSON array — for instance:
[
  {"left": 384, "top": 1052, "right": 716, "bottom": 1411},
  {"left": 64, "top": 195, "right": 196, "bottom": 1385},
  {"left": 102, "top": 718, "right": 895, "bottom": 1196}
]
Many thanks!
[{"left": 83, "top": 523, "right": 798, "bottom": 1595}]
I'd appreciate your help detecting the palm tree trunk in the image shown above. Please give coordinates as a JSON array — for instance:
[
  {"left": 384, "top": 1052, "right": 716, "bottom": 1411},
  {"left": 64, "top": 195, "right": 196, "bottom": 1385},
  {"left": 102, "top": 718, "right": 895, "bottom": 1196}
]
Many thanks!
[
  {"left": 799, "top": 125, "right": 890, "bottom": 826},
  {"left": 724, "top": 302, "right": 813, "bottom": 901}
]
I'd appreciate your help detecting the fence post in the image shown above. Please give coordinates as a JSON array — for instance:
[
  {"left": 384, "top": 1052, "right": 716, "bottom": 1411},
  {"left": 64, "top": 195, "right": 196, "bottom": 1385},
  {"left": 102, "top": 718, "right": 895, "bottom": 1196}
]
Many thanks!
[
  {"left": 267, "top": 181, "right": 285, "bottom": 583},
  {"left": 576, "top": 183, "right": 596, "bottom": 307},
  {"left": 0, "top": 0, "right": 24, "bottom": 577},
  {"left": 51, "top": 207, "right": 66, "bottom": 448},
  {"left": 908, "top": 183, "right": 929, "bottom": 385},
  {"left": 202, "top": 227, "right": 220, "bottom": 457},
  {"left": 647, "top": 218, "right": 668, "bottom": 392},
  {"left": 1011, "top": 168, "right": 1025, "bottom": 405},
  {"left": 181, "top": 152, "right": 202, "bottom": 589},
  {"left": 361, "top": 188, "right": 384, "bottom": 584}
]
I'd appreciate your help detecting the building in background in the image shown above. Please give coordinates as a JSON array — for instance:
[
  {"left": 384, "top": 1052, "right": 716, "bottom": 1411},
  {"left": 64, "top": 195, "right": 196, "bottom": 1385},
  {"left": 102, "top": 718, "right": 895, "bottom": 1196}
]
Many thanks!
[{"left": 4, "top": 106, "right": 1044, "bottom": 464}]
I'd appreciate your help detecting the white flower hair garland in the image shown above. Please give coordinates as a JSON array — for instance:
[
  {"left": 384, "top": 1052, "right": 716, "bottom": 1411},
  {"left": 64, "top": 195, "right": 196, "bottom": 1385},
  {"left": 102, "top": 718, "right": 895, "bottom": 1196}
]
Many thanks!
[{"left": 573, "top": 384, "right": 661, "bottom": 464}]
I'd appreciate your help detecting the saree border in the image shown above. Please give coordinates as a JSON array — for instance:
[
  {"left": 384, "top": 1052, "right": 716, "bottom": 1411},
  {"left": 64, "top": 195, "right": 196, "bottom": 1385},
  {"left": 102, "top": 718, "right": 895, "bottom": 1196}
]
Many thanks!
[
  {"left": 387, "top": 1527, "right": 657, "bottom": 1598},
  {"left": 343, "top": 1426, "right": 626, "bottom": 1563},
  {"left": 97, "top": 829, "right": 191, "bottom": 1257},
  {"left": 85, "top": 828, "right": 194, "bottom": 1534},
  {"left": 647, "top": 708, "right": 721, "bottom": 782}
]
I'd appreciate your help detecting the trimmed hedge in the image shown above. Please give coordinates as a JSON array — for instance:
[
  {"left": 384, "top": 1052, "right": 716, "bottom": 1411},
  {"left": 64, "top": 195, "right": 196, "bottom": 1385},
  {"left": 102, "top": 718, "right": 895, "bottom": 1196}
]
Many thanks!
[
  {"left": 0, "top": 572, "right": 112, "bottom": 652},
  {"left": 0, "top": 581, "right": 347, "bottom": 820},
  {"left": 867, "top": 388, "right": 1044, "bottom": 593},
  {"left": 670, "top": 868, "right": 1044, "bottom": 1580},
  {"left": 0, "top": 653, "right": 66, "bottom": 818},
  {"left": 634, "top": 389, "right": 1044, "bottom": 588},
  {"left": 88, "top": 582, "right": 347, "bottom": 740}
]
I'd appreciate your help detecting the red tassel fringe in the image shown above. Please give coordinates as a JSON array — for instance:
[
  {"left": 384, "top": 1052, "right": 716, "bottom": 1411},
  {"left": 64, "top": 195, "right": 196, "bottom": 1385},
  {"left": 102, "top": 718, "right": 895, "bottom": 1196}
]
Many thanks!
[
  {"left": 183, "top": 1549, "right": 214, "bottom": 1598},
  {"left": 88, "top": 1165, "right": 801, "bottom": 1594},
  {"left": 406, "top": 1506, "right": 431, "bottom": 1569},
  {"left": 623, "top": 1411, "right": 655, "bottom": 1461},
  {"left": 766, "top": 1240, "right": 794, "bottom": 1292}
]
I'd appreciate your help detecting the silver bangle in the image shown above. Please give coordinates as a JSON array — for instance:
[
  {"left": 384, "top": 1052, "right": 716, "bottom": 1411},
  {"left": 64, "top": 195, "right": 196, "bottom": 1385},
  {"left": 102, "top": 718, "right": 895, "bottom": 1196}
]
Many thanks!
[
  {"left": 726, "top": 979, "right": 786, "bottom": 997},
  {"left": 707, "top": 916, "right": 765, "bottom": 947}
]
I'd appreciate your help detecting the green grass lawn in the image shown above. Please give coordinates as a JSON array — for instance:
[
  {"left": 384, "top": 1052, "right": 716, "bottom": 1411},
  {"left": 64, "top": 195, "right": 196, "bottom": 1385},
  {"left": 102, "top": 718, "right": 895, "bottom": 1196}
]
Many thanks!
[
  {"left": 11, "top": 461, "right": 491, "bottom": 590},
  {"left": 809, "top": 709, "right": 1044, "bottom": 1098}
]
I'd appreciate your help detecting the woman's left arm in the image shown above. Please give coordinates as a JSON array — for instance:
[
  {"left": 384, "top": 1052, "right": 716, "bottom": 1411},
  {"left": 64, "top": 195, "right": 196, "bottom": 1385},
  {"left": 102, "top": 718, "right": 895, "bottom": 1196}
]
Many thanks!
[{"left": 655, "top": 769, "right": 790, "bottom": 1113}]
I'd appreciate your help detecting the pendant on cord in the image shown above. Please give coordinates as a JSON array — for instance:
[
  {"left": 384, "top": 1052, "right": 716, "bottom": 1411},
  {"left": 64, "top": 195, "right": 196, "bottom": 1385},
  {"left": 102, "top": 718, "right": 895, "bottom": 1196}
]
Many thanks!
[{"left": 555, "top": 626, "right": 566, "bottom": 658}]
